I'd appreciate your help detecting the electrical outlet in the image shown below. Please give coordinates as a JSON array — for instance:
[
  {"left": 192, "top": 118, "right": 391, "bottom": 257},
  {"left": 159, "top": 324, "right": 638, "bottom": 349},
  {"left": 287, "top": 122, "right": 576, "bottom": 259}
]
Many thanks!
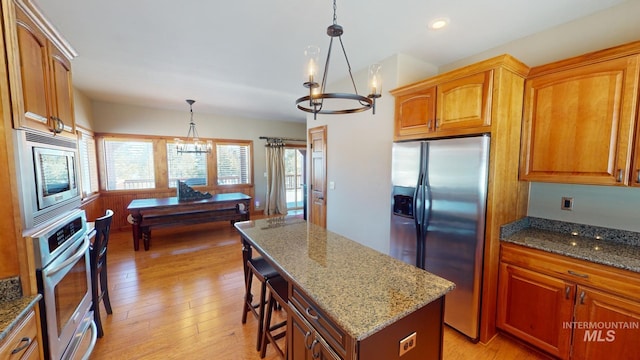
[
  {"left": 561, "top": 197, "right": 573, "bottom": 211},
  {"left": 399, "top": 332, "right": 417, "bottom": 357}
]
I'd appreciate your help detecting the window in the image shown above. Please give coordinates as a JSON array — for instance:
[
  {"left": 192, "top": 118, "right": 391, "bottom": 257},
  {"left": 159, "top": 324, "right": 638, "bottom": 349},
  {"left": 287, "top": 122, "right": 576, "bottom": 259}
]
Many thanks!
[
  {"left": 217, "top": 143, "right": 251, "bottom": 185},
  {"left": 166, "top": 142, "right": 207, "bottom": 187},
  {"left": 103, "top": 139, "right": 155, "bottom": 190},
  {"left": 77, "top": 129, "right": 99, "bottom": 197},
  {"left": 97, "top": 135, "right": 252, "bottom": 191}
]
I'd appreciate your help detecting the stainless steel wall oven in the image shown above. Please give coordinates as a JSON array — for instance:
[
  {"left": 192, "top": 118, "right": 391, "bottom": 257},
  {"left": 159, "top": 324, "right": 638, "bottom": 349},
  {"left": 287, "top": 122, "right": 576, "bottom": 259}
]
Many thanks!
[{"left": 28, "top": 209, "right": 97, "bottom": 360}]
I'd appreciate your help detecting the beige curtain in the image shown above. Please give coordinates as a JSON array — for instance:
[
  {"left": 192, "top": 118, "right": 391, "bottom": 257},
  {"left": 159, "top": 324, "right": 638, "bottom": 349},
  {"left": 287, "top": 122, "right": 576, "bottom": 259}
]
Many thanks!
[{"left": 264, "top": 141, "right": 288, "bottom": 215}]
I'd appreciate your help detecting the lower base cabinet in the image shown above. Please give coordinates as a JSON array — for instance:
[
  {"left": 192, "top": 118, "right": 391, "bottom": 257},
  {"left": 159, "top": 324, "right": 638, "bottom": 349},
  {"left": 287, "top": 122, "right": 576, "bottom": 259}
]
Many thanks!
[
  {"left": 287, "top": 283, "right": 445, "bottom": 360},
  {"left": 289, "top": 306, "right": 340, "bottom": 360},
  {"left": 0, "top": 309, "right": 41, "bottom": 360},
  {"left": 498, "top": 243, "right": 640, "bottom": 360}
]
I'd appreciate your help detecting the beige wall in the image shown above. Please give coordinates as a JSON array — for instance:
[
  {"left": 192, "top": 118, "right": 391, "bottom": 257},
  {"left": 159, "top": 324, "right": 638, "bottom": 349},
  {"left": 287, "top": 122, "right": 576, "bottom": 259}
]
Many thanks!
[
  {"left": 80, "top": 98, "right": 306, "bottom": 211},
  {"left": 309, "top": 0, "right": 640, "bottom": 253},
  {"left": 306, "top": 54, "right": 437, "bottom": 253},
  {"left": 442, "top": 0, "right": 640, "bottom": 231}
]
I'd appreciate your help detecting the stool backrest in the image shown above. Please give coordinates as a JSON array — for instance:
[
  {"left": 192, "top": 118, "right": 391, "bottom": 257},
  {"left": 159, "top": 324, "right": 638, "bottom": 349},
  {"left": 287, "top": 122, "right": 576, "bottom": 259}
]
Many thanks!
[{"left": 92, "top": 209, "right": 114, "bottom": 265}]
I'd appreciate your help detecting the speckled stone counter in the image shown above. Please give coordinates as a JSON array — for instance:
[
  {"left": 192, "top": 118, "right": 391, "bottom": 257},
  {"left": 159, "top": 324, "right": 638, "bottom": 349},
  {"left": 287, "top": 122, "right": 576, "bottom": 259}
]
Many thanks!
[
  {"left": 0, "top": 277, "right": 42, "bottom": 342},
  {"left": 235, "top": 217, "right": 455, "bottom": 341},
  {"left": 500, "top": 217, "right": 640, "bottom": 273}
]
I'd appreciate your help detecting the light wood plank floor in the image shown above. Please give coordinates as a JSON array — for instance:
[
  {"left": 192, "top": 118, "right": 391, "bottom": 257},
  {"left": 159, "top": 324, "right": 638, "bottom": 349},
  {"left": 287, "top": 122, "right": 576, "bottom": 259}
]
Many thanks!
[{"left": 90, "top": 221, "right": 549, "bottom": 359}]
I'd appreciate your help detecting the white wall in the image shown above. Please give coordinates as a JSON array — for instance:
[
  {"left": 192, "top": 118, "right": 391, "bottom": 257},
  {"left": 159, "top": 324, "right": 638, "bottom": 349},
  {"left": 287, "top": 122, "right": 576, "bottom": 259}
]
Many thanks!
[
  {"left": 90, "top": 100, "right": 306, "bottom": 210},
  {"left": 441, "top": 0, "right": 640, "bottom": 231},
  {"left": 73, "top": 89, "right": 94, "bottom": 129},
  {"left": 306, "top": 54, "right": 437, "bottom": 253},
  {"left": 528, "top": 183, "right": 640, "bottom": 232}
]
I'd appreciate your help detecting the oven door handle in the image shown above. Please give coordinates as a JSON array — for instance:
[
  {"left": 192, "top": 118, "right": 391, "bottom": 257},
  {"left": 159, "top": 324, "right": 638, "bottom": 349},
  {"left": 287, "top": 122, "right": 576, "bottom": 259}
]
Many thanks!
[{"left": 48, "top": 237, "right": 89, "bottom": 277}]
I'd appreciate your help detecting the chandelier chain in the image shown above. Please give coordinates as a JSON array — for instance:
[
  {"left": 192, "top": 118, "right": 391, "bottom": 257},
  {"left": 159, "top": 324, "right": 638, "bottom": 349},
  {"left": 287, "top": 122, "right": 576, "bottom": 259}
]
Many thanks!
[{"left": 333, "top": 0, "right": 337, "bottom": 25}]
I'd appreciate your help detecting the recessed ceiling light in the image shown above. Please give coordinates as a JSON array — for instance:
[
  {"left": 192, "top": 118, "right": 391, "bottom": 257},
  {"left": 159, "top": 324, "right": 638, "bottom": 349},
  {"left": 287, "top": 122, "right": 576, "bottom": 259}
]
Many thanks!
[{"left": 429, "top": 18, "right": 449, "bottom": 30}]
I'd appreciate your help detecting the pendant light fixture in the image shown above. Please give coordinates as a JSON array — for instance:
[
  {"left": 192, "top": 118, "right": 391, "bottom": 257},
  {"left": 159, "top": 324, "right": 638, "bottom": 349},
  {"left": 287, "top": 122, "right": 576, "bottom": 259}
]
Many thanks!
[
  {"left": 296, "top": 0, "right": 382, "bottom": 120},
  {"left": 175, "top": 99, "right": 212, "bottom": 154}
]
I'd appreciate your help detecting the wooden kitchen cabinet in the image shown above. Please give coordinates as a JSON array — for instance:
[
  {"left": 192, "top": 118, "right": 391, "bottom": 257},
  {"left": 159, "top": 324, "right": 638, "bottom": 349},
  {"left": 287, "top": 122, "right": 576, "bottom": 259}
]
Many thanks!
[
  {"left": 289, "top": 306, "right": 341, "bottom": 360},
  {"left": 3, "top": 0, "right": 76, "bottom": 137},
  {"left": 498, "top": 243, "right": 640, "bottom": 359},
  {"left": 287, "top": 282, "right": 445, "bottom": 360},
  {"left": 392, "top": 70, "right": 493, "bottom": 141},
  {"left": 520, "top": 42, "right": 640, "bottom": 186},
  {"left": 0, "top": 309, "right": 40, "bottom": 360},
  {"left": 497, "top": 262, "right": 574, "bottom": 359},
  {"left": 572, "top": 286, "right": 640, "bottom": 360},
  {"left": 394, "top": 87, "right": 436, "bottom": 139}
]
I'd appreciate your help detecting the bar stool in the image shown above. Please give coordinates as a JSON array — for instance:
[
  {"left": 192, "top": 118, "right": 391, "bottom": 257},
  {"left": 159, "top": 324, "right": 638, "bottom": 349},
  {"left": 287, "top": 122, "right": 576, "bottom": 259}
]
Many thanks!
[
  {"left": 242, "top": 256, "right": 281, "bottom": 351},
  {"left": 260, "top": 276, "right": 288, "bottom": 359},
  {"left": 90, "top": 209, "right": 114, "bottom": 338}
]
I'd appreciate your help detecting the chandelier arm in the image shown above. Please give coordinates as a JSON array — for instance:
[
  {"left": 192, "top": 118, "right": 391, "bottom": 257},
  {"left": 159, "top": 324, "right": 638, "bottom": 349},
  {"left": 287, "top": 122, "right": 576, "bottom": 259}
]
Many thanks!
[
  {"left": 321, "top": 36, "right": 335, "bottom": 95},
  {"left": 338, "top": 36, "right": 360, "bottom": 95}
]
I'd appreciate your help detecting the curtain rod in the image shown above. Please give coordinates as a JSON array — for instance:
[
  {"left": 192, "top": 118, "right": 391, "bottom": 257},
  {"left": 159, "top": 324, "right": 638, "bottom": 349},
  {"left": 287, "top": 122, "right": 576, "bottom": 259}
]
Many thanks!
[{"left": 259, "top": 136, "right": 306, "bottom": 142}]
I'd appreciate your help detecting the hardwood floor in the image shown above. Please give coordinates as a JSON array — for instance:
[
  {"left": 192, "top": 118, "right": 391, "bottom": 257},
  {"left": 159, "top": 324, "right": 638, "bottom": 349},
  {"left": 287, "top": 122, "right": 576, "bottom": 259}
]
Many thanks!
[{"left": 90, "top": 221, "right": 549, "bottom": 359}]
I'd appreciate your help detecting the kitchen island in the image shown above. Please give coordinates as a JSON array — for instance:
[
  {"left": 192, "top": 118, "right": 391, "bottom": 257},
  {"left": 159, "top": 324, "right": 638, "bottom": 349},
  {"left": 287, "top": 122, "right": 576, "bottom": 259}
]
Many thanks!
[{"left": 235, "top": 216, "right": 455, "bottom": 360}]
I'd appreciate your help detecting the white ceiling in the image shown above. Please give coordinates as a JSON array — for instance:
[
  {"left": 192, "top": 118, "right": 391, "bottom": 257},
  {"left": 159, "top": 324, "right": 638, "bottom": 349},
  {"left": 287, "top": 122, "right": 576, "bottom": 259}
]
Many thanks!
[{"left": 33, "top": 0, "right": 626, "bottom": 123}]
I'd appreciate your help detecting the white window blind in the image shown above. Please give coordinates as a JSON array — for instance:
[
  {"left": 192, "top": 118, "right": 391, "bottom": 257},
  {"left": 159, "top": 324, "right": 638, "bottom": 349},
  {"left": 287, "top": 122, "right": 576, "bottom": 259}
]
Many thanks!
[
  {"left": 104, "top": 139, "right": 155, "bottom": 190},
  {"left": 216, "top": 143, "right": 251, "bottom": 185},
  {"left": 77, "top": 130, "right": 99, "bottom": 197},
  {"left": 166, "top": 142, "right": 208, "bottom": 187}
]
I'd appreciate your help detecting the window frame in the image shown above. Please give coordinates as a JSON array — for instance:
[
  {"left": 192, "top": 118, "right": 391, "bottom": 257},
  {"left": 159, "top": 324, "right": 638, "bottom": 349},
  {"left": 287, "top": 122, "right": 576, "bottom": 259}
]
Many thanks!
[
  {"left": 95, "top": 133, "right": 253, "bottom": 193},
  {"left": 76, "top": 126, "right": 100, "bottom": 199}
]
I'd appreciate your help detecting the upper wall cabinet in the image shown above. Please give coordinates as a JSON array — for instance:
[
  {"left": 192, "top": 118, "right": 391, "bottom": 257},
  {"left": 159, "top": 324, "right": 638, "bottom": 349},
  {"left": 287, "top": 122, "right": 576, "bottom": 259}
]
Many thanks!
[
  {"left": 3, "top": 0, "right": 77, "bottom": 137},
  {"left": 393, "top": 71, "right": 493, "bottom": 141},
  {"left": 520, "top": 41, "right": 640, "bottom": 186}
]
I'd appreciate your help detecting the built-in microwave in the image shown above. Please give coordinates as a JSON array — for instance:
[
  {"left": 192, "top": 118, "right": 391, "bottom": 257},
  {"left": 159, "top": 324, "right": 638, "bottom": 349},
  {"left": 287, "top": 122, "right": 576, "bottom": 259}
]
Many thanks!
[{"left": 14, "top": 129, "right": 81, "bottom": 230}]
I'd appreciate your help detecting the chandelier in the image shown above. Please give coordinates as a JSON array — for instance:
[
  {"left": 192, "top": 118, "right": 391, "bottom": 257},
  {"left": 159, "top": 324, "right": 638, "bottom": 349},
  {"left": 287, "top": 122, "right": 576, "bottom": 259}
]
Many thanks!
[
  {"left": 296, "top": 0, "right": 382, "bottom": 120},
  {"left": 175, "top": 99, "right": 212, "bottom": 154}
]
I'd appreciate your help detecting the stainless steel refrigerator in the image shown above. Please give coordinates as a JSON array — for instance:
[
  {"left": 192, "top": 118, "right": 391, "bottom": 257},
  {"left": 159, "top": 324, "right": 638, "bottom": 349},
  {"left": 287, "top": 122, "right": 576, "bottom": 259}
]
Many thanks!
[{"left": 390, "top": 135, "right": 490, "bottom": 341}]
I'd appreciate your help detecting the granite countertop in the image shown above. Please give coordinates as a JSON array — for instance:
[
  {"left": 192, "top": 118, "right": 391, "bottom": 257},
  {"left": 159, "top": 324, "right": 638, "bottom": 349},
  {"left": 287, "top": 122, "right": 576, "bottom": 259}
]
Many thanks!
[
  {"left": 500, "top": 217, "right": 640, "bottom": 273},
  {"left": 0, "top": 277, "right": 42, "bottom": 343},
  {"left": 235, "top": 217, "right": 455, "bottom": 341}
]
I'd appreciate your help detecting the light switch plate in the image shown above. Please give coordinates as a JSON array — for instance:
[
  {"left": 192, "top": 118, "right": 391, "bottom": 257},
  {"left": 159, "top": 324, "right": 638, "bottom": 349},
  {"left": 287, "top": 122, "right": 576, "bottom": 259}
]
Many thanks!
[{"left": 561, "top": 197, "right": 573, "bottom": 210}]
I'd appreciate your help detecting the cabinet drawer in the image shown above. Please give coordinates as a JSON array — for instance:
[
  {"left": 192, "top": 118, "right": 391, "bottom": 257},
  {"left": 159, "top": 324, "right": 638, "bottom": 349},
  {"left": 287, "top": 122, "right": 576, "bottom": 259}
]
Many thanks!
[
  {"left": 290, "top": 284, "right": 347, "bottom": 357},
  {"left": 0, "top": 310, "right": 38, "bottom": 360},
  {"left": 501, "top": 243, "right": 640, "bottom": 302}
]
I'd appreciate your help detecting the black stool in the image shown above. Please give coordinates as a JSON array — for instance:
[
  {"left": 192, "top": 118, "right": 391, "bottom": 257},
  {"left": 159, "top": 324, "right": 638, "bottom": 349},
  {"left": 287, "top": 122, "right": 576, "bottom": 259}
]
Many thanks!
[
  {"left": 90, "top": 209, "right": 114, "bottom": 338},
  {"left": 260, "top": 276, "right": 288, "bottom": 359},
  {"left": 242, "top": 257, "right": 280, "bottom": 351}
]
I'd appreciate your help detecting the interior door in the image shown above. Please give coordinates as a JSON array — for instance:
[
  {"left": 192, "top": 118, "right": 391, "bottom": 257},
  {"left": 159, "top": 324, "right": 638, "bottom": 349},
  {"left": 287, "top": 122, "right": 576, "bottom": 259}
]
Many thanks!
[{"left": 309, "top": 126, "right": 327, "bottom": 227}]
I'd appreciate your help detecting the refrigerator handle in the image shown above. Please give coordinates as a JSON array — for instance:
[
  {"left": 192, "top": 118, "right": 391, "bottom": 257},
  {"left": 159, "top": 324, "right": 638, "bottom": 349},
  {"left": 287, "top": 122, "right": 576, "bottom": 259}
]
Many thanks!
[{"left": 413, "top": 173, "right": 423, "bottom": 228}]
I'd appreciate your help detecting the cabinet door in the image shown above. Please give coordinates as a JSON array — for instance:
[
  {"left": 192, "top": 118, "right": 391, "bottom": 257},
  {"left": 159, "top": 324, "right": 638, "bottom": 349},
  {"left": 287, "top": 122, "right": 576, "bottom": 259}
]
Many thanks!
[
  {"left": 289, "top": 307, "right": 314, "bottom": 360},
  {"left": 632, "top": 124, "right": 640, "bottom": 187},
  {"left": 497, "top": 263, "right": 574, "bottom": 359},
  {"left": 288, "top": 307, "right": 342, "bottom": 360},
  {"left": 48, "top": 43, "right": 75, "bottom": 134},
  {"left": 572, "top": 286, "right": 640, "bottom": 360},
  {"left": 14, "top": 6, "right": 52, "bottom": 131},
  {"left": 436, "top": 71, "right": 492, "bottom": 131},
  {"left": 394, "top": 87, "right": 436, "bottom": 140},
  {"left": 520, "top": 55, "right": 640, "bottom": 185}
]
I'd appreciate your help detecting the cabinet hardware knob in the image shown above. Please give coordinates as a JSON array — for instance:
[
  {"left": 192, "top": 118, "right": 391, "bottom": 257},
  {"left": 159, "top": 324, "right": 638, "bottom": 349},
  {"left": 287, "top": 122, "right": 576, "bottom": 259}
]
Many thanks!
[
  {"left": 305, "top": 307, "right": 319, "bottom": 320},
  {"left": 616, "top": 169, "right": 623, "bottom": 183},
  {"left": 427, "top": 120, "right": 432, "bottom": 128},
  {"left": 304, "top": 331, "right": 313, "bottom": 350},
  {"left": 11, "top": 337, "right": 31, "bottom": 354},
  {"left": 579, "top": 291, "right": 586, "bottom": 305},
  {"left": 636, "top": 170, "right": 640, "bottom": 184},
  {"left": 311, "top": 339, "right": 321, "bottom": 359},
  {"left": 49, "top": 116, "right": 64, "bottom": 134},
  {"left": 567, "top": 270, "right": 589, "bottom": 279},
  {"left": 565, "top": 286, "right": 571, "bottom": 300},
  {"left": 435, "top": 119, "right": 440, "bottom": 128}
]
